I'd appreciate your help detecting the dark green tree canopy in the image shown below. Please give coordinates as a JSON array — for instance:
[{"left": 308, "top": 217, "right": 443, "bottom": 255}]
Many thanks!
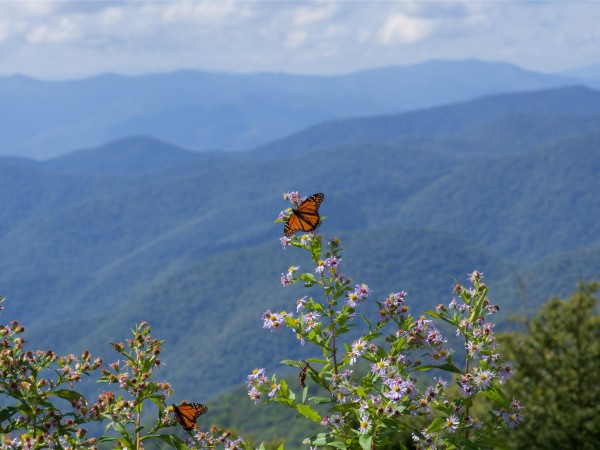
[{"left": 500, "top": 282, "right": 600, "bottom": 450}]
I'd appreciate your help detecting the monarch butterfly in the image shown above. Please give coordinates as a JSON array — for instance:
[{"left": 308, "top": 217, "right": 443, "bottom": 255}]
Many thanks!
[
  {"left": 173, "top": 401, "right": 208, "bottom": 431},
  {"left": 284, "top": 193, "right": 324, "bottom": 237}
]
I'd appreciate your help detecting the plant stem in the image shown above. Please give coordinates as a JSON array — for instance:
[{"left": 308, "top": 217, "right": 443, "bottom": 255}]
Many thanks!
[{"left": 321, "top": 273, "right": 338, "bottom": 375}]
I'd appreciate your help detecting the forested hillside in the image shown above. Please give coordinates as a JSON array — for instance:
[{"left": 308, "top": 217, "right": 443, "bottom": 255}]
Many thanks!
[{"left": 0, "top": 85, "right": 598, "bottom": 414}]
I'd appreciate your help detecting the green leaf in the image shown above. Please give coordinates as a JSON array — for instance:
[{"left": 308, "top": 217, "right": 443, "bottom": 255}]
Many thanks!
[
  {"left": 96, "top": 436, "right": 120, "bottom": 444},
  {"left": 476, "top": 437, "right": 513, "bottom": 450},
  {"left": 360, "top": 314, "right": 373, "bottom": 331},
  {"left": 468, "top": 288, "right": 487, "bottom": 323},
  {"left": 296, "top": 404, "right": 321, "bottom": 423},
  {"left": 280, "top": 378, "right": 290, "bottom": 397},
  {"left": 481, "top": 385, "right": 510, "bottom": 407},
  {"left": 300, "top": 273, "right": 317, "bottom": 285},
  {"left": 359, "top": 434, "right": 373, "bottom": 450},
  {"left": 0, "top": 406, "right": 19, "bottom": 422},
  {"left": 310, "top": 396, "right": 333, "bottom": 404},
  {"left": 48, "top": 389, "right": 85, "bottom": 402},
  {"left": 328, "top": 441, "right": 349, "bottom": 449},
  {"left": 153, "top": 434, "right": 188, "bottom": 450},
  {"left": 415, "top": 362, "right": 463, "bottom": 374},
  {"left": 280, "top": 359, "right": 303, "bottom": 368},
  {"left": 272, "top": 397, "right": 296, "bottom": 408},
  {"left": 311, "top": 302, "right": 325, "bottom": 313},
  {"left": 277, "top": 444, "right": 285, "bottom": 450},
  {"left": 425, "top": 310, "right": 457, "bottom": 327},
  {"left": 303, "top": 433, "right": 329, "bottom": 446},
  {"left": 391, "top": 336, "right": 407, "bottom": 353},
  {"left": 426, "top": 417, "right": 445, "bottom": 433}
]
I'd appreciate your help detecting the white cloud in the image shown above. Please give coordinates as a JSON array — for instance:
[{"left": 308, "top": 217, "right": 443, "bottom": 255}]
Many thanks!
[
  {"left": 291, "top": 3, "right": 338, "bottom": 26},
  {"left": 285, "top": 30, "right": 308, "bottom": 49},
  {"left": 0, "top": 1, "right": 599, "bottom": 78},
  {"left": 27, "top": 16, "right": 81, "bottom": 44},
  {"left": 379, "top": 14, "right": 435, "bottom": 44},
  {"left": 159, "top": 2, "right": 240, "bottom": 24}
]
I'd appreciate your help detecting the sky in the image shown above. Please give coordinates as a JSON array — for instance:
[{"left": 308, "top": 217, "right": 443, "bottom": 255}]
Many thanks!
[{"left": 0, "top": 0, "right": 599, "bottom": 80}]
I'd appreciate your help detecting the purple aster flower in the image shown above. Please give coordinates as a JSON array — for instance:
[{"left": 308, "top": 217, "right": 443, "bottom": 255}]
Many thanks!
[
  {"left": 510, "top": 398, "right": 525, "bottom": 412},
  {"left": 268, "top": 382, "right": 280, "bottom": 398},
  {"left": 330, "top": 414, "right": 344, "bottom": 428},
  {"left": 325, "top": 256, "right": 341, "bottom": 271},
  {"left": 261, "top": 310, "right": 290, "bottom": 331},
  {"left": 283, "top": 191, "right": 302, "bottom": 203},
  {"left": 435, "top": 377, "right": 448, "bottom": 389},
  {"left": 300, "top": 234, "right": 311, "bottom": 245},
  {"left": 248, "top": 387, "right": 261, "bottom": 403},
  {"left": 466, "top": 342, "right": 483, "bottom": 358},
  {"left": 355, "top": 283, "right": 372, "bottom": 299},
  {"left": 296, "top": 296, "right": 307, "bottom": 312},
  {"left": 346, "top": 291, "right": 361, "bottom": 307},
  {"left": 247, "top": 367, "right": 267, "bottom": 384},
  {"left": 304, "top": 311, "right": 321, "bottom": 331},
  {"left": 468, "top": 270, "right": 483, "bottom": 283},
  {"left": 426, "top": 329, "right": 447, "bottom": 347},
  {"left": 413, "top": 395, "right": 431, "bottom": 415},
  {"left": 225, "top": 437, "right": 245, "bottom": 450},
  {"left": 384, "top": 378, "right": 406, "bottom": 401},
  {"left": 358, "top": 414, "right": 371, "bottom": 434},
  {"left": 281, "top": 266, "right": 299, "bottom": 286},
  {"left": 281, "top": 273, "right": 292, "bottom": 286},
  {"left": 444, "top": 415, "right": 460, "bottom": 432},
  {"left": 370, "top": 359, "right": 389, "bottom": 376},
  {"left": 403, "top": 379, "right": 418, "bottom": 400},
  {"left": 502, "top": 412, "right": 522, "bottom": 429},
  {"left": 315, "top": 260, "right": 326, "bottom": 274},
  {"left": 474, "top": 369, "right": 493, "bottom": 388},
  {"left": 348, "top": 339, "right": 367, "bottom": 365}
]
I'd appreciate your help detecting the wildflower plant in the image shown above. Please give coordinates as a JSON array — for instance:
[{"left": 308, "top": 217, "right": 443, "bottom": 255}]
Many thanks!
[
  {"left": 0, "top": 296, "right": 102, "bottom": 449},
  {"left": 247, "top": 192, "right": 522, "bottom": 449},
  {"left": 0, "top": 301, "right": 253, "bottom": 450}
]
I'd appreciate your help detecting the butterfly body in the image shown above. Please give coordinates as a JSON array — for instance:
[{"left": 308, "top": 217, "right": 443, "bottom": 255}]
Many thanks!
[
  {"left": 173, "top": 401, "right": 208, "bottom": 430},
  {"left": 284, "top": 193, "right": 324, "bottom": 237}
]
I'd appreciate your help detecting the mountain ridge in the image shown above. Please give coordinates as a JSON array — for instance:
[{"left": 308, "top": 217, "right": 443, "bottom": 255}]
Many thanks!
[{"left": 0, "top": 59, "right": 588, "bottom": 159}]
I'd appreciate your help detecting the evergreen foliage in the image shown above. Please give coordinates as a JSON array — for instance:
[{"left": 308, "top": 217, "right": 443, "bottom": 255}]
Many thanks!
[{"left": 499, "top": 282, "right": 600, "bottom": 449}]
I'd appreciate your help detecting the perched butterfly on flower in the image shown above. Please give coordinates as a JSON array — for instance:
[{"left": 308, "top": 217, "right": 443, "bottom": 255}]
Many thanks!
[
  {"left": 284, "top": 193, "right": 324, "bottom": 237},
  {"left": 172, "top": 401, "right": 208, "bottom": 431}
]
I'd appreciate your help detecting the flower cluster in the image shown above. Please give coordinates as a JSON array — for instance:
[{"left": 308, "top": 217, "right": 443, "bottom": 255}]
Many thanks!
[
  {"left": 261, "top": 310, "right": 292, "bottom": 332},
  {"left": 187, "top": 426, "right": 247, "bottom": 450},
  {"left": 246, "top": 367, "right": 273, "bottom": 404}
]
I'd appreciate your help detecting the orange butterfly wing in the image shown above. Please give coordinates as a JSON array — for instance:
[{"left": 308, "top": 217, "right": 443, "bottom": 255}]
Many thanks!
[
  {"left": 284, "top": 193, "right": 324, "bottom": 237},
  {"left": 173, "top": 402, "right": 208, "bottom": 431}
]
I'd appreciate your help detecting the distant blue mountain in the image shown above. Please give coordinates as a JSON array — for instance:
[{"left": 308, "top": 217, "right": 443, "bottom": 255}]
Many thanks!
[
  {"left": 255, "top": 85, "right": 600, "bottom": 158},
  {"left": 561, "top": 63, "right": 600, "bottom": 81},
  {"left": 41, "top": 136, "right": 205, "bottom": 176},
  {"left": 0, "top": 59, "right": 583, "bottom": 159}
]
